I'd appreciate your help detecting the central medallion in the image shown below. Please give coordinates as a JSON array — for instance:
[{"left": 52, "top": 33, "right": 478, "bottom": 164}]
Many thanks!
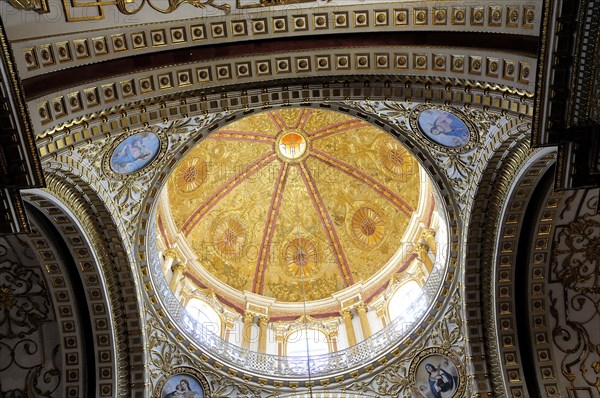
[{"left": 277, "top": 131, "right": 308, "bottom": 161}]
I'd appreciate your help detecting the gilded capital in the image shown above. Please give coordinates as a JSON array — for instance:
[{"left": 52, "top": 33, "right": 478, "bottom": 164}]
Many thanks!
[
  {"left": 340, "top": 309, "right": 353, "bottom": 319},
  {"left": 422, "top": 228, "right": 436, "bottom": 239},
  {"left": 163, "top": 248, "right": 178, "bottom": 261},
  {"left": 258, "top": 316, "right": 269, "bottom": 327},
  {"left": 414, "top": 243, "right": 429, "bottom": 256},
  {"left": 243, "top": 312, "right": 255, "bottom": 323},
  {"left": 171, "top": 262, "right": 186, "bottom": 273},
  {"left": 356, "top": 302, "right": 368, "bottom": 314}
]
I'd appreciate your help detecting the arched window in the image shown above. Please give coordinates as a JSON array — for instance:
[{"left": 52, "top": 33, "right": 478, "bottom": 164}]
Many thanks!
[
  {"left": 286, "top": 327, "right": 329, "bottom": 357},
  {"left": 388, "top": 280, "right": 423, "bottom": 324},
  {"left": 185, "top": 298, "right": 222, "bottom": 336}
]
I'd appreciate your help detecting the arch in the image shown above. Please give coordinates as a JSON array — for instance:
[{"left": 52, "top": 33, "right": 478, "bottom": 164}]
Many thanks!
[
  {"left": 23, "top": 170, "right": 146, "bottom": 398},
  {"left": 285, "top": 327, "right": 330, "bottom": 357},
  {"left": 489, "top": 149, "right": 558, "bottom": 396},
  {"left": 184, "top": 298, "right": 222, "bottom": 338},
  {"left": 463, "top": 129, "right": 558, "bottom": 397},
  {"left": 387, "top": 279, "right": 424, "bottom": 323}
]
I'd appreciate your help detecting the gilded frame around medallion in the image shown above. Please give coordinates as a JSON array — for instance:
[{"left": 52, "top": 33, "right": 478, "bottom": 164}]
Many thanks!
[
  {"left": 153, "top": 366, "right": 211, "bottom": 398},
  {"left": 102, "top": 126, "right": 169, "bottom": 180},
  {"left": 409, "top": 347, "right": 466, "bottom": 398},
  {"left": 408, "top": 104, "right": 479, "bottom": 154}
]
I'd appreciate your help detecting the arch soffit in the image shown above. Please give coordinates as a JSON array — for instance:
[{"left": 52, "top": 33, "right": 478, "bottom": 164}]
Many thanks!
[
  {"left": 488, "top": 148, "right": 558, "bottom": 397},
  {"left": 463, "top": 122, "right": 558, "bottom": 397},
  {"left": 22, "top": 174, "right": 147, "bottom": 398}
]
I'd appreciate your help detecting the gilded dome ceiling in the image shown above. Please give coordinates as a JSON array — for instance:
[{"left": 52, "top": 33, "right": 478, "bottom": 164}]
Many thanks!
[{"left": 160, "top": 108, "right": 433, "bottom": 308}]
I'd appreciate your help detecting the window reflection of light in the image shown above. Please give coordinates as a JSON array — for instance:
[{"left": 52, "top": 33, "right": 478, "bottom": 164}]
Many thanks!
[
  {"left": 286, "top": 328, "right": 329, "bottom": 357},
  {"left": 389, "top": 280, "right": 423, "bottom": 322},
  {"left": 186, "top": 298, "right": 221, "bottom": 336}
]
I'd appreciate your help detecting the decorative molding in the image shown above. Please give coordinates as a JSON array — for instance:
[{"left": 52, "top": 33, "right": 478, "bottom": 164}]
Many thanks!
[
  {"left": 34, "top": 79, "right": 534, "bottom": 160},
  {"left": 525, "top": 180, "right": 565, "bottom": 397},
  {"left": 61, "top": 0, "right": 230, "bottom": 22},
  {"left": 29, "top": 47, "right": 535, "bottom": 130},
  {"left": 11, "top": 2, "right": 541, "bottom": 78},
  {"left": 463, "top": 128, "right": 541, "bottom": 396},
  {"left": 28, "top": 174, "right": 146, "bottom": 398},
  {"left": 0, "top": 19, "right": 44, "bottom": 234},
  {"left": 6, "top": 0, "right": 49, "bottom": 12},
  {"left": 491, "top": 149, "right": 558, "bottom": 397}
]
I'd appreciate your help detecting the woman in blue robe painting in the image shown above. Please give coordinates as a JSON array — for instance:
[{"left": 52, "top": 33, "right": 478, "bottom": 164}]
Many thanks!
[
  {"left": 418, "top": 109, "right": 470, "bottom": 148},
  {"left": 425, "top": 363, "right": 457, "bottom": 398}
]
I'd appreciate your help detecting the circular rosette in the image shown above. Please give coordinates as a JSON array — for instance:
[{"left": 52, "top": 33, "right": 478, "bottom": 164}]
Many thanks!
[
  {"left": 350, "top": 207, "right": 385, "bottom": 247},
  {"left": 212, "top": 218, "right": 247, "bottom": 258},
  {"left": 379, "top": 139, "right": 416, "bottom": 178},
  {"left": 174, "top": 157, "right": 207, "bottom": 193},
  {"left": 285, "top": 238, "right": 318, "bottom": 277}
]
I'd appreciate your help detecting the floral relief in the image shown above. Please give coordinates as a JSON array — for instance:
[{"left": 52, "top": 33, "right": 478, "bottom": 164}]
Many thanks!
[
  {"left": 0, "top": 260, "right": 50, "bottom": 339},
  {"left": 553, "top": 213, "right": 600, "bottom": 294},
  {"left": 549, "top": 192, "right": 600, "bottom": 393}
]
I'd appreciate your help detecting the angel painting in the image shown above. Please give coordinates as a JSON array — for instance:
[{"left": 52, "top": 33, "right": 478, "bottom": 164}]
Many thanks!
[{"left": 417, "top": 109, "right": 470, "bottom": 148}]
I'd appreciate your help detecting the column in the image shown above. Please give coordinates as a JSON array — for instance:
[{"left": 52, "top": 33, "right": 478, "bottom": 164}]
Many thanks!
[
  {"left": 162, "top": 249, "right": 178, "bottom": 276},
  {"left": 276, "top": 330, "right": 285, "bottom": 356},
  {"left": 222, "top": 317, "right": 235, "bottom": 342},
  {"left": 341, "top": 309, "right": 356, "bottom": 346},
  {"left": 356, "top": 302, "right": 372, "bottom": 339},
  {"left": 169, "top": 262, "right": 186, "bottom": 292},
  {"left": 422, "top": 228, "right": 437, "bottom": 254},
  {"left": 415, "top": 243, "right": 433, "bottom": 273},
  {"left": 242, "top": 312, "right": 254, "bottom": 350},
  {"left": 376, "top": 305, "right": 389, "bottom": 328},
  {"left": 328, "top": 330, "right": 339, "bottom": 352},
  {"left": 258, "top": 316, "right": 269, "bottom": 353}
]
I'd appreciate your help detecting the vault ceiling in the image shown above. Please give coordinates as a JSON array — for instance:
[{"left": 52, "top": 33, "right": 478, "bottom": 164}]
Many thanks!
[{"left": 159, "top": 108, "right": 430, "bottom": 304}]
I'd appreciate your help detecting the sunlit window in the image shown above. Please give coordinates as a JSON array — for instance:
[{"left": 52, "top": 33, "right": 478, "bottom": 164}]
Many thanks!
[
  {"left": 388, "top": 280, "right": 423, "bottom": 322},
  {"left": 286, "top": 328, "right": 329, "bottom": 357},
  {"left": 186, "top": 298, "right": 221, "bottom": 336}
]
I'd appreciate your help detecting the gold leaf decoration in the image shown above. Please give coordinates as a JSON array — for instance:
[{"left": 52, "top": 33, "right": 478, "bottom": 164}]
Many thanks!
[
  {"left": 285, "top": 237, "right": 318, "bottom": 277},
  {"left": 351, "top": 206, "right": 385, "bottom": 247}
]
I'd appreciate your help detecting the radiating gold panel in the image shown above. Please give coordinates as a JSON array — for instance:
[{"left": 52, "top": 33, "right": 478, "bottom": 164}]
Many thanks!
[{"left": 164, "top": 108, "right": 422, "bottom": 302}]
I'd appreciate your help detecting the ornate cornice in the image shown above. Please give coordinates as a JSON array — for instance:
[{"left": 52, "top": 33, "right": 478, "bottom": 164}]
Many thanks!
[
  {"left": 28, "top": 48, "right": 536, "bottom": 134},
  {"left": 532, "top": 0, "right": 600, "bottom": 188},
  {"left": 11, "top": 1, "right": 542, "bottom": 79},
  {"left": 34, "top": 78, "right": 535, "bottom": 159},
  {"left": 0, "top": 20, "right": 44, "bottom": 234}
]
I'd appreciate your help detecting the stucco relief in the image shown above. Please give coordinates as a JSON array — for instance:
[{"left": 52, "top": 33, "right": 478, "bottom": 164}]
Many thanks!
[
  {"left": 0, "top": 237, "right": 61, "bottom": 397},
  {"left": 549, "top": 189, "right": 600, "bottom": 396}
]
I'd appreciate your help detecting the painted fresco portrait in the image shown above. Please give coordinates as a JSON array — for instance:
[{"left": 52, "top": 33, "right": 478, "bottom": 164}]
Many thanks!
[
  {"left": 110, "top": 131, "right": 160, "bottom": 174},
  {"left": 415, "top": 354, "right": 460, "bottom": 398},
  {"left": 160, "top": 374, "right": 205, "bottom": 398},
  {"left": 417, "top": 109, "right": 471, "bottom": 148}
]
